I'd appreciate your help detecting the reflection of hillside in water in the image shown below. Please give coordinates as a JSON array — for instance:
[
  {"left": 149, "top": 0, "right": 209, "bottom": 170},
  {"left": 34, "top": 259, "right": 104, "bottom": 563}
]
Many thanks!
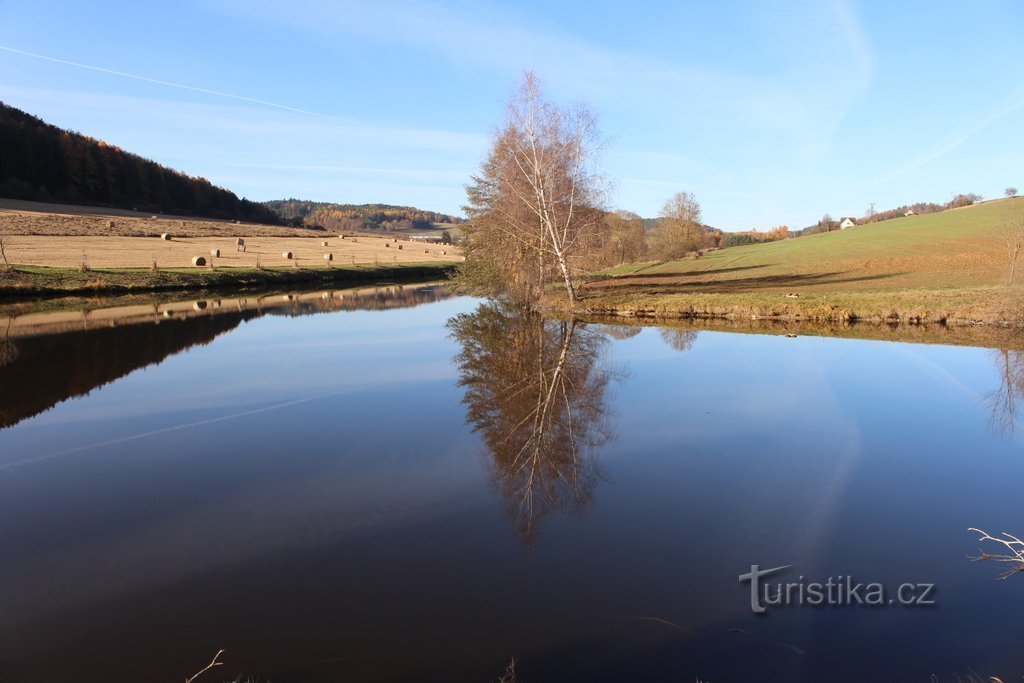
[{"left": 0, "top": 284, "right": 453, "bottom": 429}]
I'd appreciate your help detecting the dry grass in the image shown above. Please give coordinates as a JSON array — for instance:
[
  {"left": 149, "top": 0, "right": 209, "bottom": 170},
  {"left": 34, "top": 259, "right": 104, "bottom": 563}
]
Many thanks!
[
  {"left": 548, "top": 199, "right": 1024, "bottom": 327},
  {"left": 0, "top": 234, "right": 459, "bottom": 269}
]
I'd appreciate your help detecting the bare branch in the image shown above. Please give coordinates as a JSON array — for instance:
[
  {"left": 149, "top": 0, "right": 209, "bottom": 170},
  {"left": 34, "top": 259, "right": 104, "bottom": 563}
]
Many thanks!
[
  {"left": 967, "top": 528, "right": 1024, "bottom": 579},
  {"left": 185, "top": 650, "right": 225, "bottom": 683}
]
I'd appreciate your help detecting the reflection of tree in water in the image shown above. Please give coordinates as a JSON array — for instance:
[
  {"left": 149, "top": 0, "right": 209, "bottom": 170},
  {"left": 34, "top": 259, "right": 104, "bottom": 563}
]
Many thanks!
[
  {"left": 659, "top": 327, "right": 699, "bottom": 352},
  {"left": 596, "top": 324, "right": 642, "bottom": 341},
  {"left": 986, "top": 349, "right": 1024, "bottom": 436},
  {"left": 0, "top": 319, "right": 17, "bottom": 368},
  {"left": 449, "top": 302, "right": 616, "bottom": 544}
]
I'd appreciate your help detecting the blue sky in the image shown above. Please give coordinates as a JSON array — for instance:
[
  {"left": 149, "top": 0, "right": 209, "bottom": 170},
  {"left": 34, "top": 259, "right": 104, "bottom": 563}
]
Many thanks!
[{"left": 0, "top": 0, "right": 1021, "bottom": 230}]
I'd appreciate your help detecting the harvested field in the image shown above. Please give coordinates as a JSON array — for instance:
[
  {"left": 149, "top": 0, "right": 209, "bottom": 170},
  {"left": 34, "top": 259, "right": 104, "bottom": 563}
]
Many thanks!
[{"left": 0, "top": 234, "right": 460, "bottom": 269}]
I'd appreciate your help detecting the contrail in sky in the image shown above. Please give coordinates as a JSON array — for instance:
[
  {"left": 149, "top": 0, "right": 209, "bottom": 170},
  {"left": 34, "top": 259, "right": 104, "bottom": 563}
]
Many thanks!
[{"left": 0, "top": 44, "right": 343, "bottom": 120}]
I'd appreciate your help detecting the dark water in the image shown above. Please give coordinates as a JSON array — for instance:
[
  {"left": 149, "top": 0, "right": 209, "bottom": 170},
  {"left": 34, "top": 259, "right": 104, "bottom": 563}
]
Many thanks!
[{"left": 1, "top": 286, "right": 1023, "bottom": 682}]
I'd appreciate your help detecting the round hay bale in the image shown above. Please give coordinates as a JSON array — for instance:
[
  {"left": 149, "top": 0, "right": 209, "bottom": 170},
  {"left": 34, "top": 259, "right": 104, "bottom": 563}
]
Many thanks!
[
  {"left": 236, "top": 238, "right": 245, "bottom": 245},
  {"left": 282, "top": 251, "right": 294, "bottom": 259},
  {"left": 385, "top": 242, "right": 390, "bottom": 247},
  {"left": 351, "top": 237, "right": 357, "bottom": 242},
  {"left": 321, "top": 241, "right": 329, "bottom": 247},
  {"left": 107, "top": 220, "right": 115, "bottom": 228},
  {"left": 210, "top": 248, "right": 220, "bottom": 258},
  {"left": 161, "top": 233, "right": 172, "bottom": 241},
  {"left": 191, "top": 256, "right": 207, "bottom": 266},
  {"left": 397, "top": 244, "right": 403, "bottom": 250},
  {"left": 392, "top": 238, "right": 398, "bottom": 242},
  {"left": 324, "top": 253, "right": 333, "bottom": 262},
  {"left": 441, "top": 250, "right": 447, "bottom": 255},
  {"left": 193, "top": 301, "right": 208, "bottom": 311}
]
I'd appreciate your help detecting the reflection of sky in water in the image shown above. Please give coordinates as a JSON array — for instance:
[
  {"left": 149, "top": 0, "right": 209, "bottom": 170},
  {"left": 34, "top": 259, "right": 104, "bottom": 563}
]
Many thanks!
[{"left": 1, "top": 299, "right": 1023, "bottom": 682}]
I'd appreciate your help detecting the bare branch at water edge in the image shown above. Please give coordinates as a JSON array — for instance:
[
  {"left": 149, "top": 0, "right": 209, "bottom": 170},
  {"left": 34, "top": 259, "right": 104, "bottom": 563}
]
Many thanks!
[{"left": 968, "top": 528, "right": 1024, "bottom": 579}]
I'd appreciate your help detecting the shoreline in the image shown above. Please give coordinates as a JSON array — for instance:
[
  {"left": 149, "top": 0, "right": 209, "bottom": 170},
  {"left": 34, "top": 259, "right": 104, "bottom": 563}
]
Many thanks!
[
  {"left": 538, "top": 286, "right": 1024, "bottom": 330},
  {"left": 0, "top": 263, "right": 459, "bottom": 300}
]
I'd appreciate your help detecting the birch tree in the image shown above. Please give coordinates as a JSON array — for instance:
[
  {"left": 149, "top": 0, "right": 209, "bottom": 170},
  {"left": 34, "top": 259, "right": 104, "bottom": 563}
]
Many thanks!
[{"left": 461, "top": 73, "right": 605, "bottom": 305}]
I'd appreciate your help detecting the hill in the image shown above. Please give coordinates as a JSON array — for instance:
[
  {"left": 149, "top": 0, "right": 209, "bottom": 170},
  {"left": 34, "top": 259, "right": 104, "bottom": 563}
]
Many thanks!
[
  {"left": 544, "top": 198, "right": 1024, "bottom": 326},
  {"left": 265, "top": 199, "right": 463, "bottom": 232},
  {"left": 0, "top": 102, "right": 282, "bottom": 224}
]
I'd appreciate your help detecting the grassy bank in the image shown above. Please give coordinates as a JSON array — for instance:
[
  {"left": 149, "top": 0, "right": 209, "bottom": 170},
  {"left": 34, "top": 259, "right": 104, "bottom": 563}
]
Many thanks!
[
  {"left": 0, "top": 262, "right": 459, "bottom": 299},
  {"left": 542, "top": 199, "right": 1024, "bottom": 328},
  {"left": 541, "top": 285, "right": 1023, "bottom": 326}
]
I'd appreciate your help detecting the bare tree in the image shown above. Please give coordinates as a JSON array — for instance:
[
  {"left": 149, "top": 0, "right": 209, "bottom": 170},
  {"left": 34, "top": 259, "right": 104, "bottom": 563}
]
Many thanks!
[
  {"left": 0, "top": 234, "right": 10, "bottom": 271},
  {"left": 1001, "top": 200, "right": 1024, "bottom": 285},
  {"left": 652, "top": 191, "right": 703, "bottom": 260},
  {"left": 461, "top": 72, "right": 606, "bottom": 305},
  {"left": 1006, "top": 187, "right": 1018, "bottom": 198},
  {"left": 602, "top": 210, "right": 647, "bottom": 266}
]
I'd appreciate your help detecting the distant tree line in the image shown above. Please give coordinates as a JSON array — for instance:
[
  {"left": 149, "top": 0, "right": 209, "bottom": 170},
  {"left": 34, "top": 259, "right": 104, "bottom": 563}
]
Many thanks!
[
  {"left": 264, "top": 199, "right": 464, "bottom": 232},
  {"left": 0, "top": 102, "right": 282, "bottom": 224},
  {"left": 722, "top": 225, "right": 790, "bottom": 247}
]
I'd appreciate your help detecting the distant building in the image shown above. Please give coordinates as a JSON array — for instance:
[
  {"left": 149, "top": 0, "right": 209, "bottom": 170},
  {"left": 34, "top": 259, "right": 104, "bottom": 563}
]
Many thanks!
[
  {"left": 839, "top": 217, "right": 856, "bottom": 229},
  {"left": 408, "top": 234, "right": 443, "bottom": 244},
  {"left": 904, "top": 209, "right": 916, "bottom": 216}
]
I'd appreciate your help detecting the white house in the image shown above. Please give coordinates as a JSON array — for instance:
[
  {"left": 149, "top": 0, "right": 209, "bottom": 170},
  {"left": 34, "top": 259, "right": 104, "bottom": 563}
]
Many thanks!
[
  {"left": 839, "top": 217, "right": 856, "bottom": 229},
  {"left": 904, "top": 209, "right": 916, "bottom": 216}
]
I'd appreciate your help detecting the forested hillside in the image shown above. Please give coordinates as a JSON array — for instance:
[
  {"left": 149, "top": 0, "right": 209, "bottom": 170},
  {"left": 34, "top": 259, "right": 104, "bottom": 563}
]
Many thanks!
[
  {"left": 265, "top": 198, "right": 463, "bottom": 231},
  {"left": 0, "top": 102, "right": 282, "bottom": 224}
]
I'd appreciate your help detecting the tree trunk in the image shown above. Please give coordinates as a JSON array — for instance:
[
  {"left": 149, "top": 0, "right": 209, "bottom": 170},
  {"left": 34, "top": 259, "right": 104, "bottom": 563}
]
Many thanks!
[{"left": 554, "top": 248, "right": 577, "bottom": 306}]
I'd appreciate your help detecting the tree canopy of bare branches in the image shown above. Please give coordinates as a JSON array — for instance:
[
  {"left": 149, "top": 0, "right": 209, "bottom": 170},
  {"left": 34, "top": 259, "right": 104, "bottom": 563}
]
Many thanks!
[
  {"left": 600, "top": 210, "right": 647, "bottom": 266},
  {"left": 652, "top": 191, "right": 704, "bottom": 260},
  {"left": 449, "top": 302, "right": 615, "bottom": 544},
  {"left": 460, "top": 72, "right": 606, "bottom": 305},
  {"left": 985, "top": 348, "right": 1024, "bottom": 436}
]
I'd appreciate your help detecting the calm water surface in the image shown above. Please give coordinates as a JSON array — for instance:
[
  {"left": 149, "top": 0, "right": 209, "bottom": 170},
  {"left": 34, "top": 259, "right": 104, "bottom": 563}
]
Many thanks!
[{"left": 1, "top": 285, "right": 1023, "bottom": 682}]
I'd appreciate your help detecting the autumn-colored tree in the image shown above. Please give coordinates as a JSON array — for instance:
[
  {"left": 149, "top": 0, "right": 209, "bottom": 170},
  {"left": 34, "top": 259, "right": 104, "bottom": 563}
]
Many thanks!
[
  {"left": 652, "top": 191, "right": 703, "bottom": 260},
  {"left": 459, "top": 73, "right": 606, "bottom": 305}
]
